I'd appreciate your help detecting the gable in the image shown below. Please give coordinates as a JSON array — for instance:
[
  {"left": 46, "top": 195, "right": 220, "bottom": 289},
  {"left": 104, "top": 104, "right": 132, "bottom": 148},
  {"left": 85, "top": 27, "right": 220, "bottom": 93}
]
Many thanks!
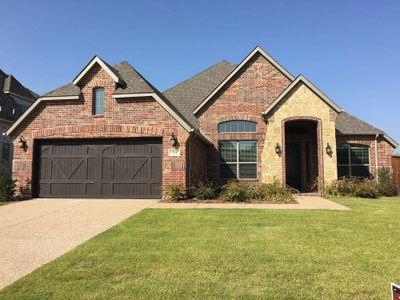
[
  {"left": 72, "top": 56, "right": 124, "bottom": 86},
  {"left": 263, "top": 75, "right": 342, "bottom": 117},
  {"left": 193, "top": 46, "right": 295, "bottom": 114}
]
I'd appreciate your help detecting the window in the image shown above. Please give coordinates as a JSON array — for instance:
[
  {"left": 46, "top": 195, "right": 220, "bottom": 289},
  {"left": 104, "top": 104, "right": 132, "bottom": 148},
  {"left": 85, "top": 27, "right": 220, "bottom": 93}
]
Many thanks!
[
  {"left": 17, "top": 103, "right": 29, "bottom": 113},
  {"left": 219, "top": 141, "right": 257, "bottom": 179},
  {"left": 218, "top": 121, "right": 256, "bottom": 133},
  {"left": 1, "top": 142, "right": 10, "bottom": 163},
  {"left": 93, "top": 88, "right": 104, "bottom": 115},
  {"left": 337, "top": 144, "right": 370, "bottom": 178}
]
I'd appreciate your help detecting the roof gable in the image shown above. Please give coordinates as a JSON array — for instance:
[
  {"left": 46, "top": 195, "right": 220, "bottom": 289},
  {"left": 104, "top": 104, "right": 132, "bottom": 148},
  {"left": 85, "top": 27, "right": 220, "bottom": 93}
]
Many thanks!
[
  {"left": 163, "top": 60, "right": 237, "bottom": 128},
  {"left": 72, "top": 56, "right": 124, "bottom": 86},
  {"left": 193, "top": 46, "right": 295, "bottom": 114},
  {"left": 263, "top": 75, "right": 342, "bottom": 116}
]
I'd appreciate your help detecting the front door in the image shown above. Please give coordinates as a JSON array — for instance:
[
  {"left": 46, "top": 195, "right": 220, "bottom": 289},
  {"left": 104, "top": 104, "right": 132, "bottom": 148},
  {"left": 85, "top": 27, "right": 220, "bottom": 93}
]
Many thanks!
[{"left": 285, "top": 142, "right": 301, "bottom": 191}]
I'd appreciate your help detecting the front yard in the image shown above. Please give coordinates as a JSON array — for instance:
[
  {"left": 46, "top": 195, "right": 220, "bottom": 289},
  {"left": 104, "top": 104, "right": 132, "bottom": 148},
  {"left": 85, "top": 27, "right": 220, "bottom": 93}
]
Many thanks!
[{"left": 1, "top": 198, "right": 400, "bottom": 299}]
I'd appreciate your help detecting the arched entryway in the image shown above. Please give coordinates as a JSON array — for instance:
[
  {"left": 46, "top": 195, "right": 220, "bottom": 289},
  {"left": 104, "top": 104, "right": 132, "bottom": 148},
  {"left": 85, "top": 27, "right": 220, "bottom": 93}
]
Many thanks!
[{"left": 283, "top": 119, "right": 322, "bottom": 193}]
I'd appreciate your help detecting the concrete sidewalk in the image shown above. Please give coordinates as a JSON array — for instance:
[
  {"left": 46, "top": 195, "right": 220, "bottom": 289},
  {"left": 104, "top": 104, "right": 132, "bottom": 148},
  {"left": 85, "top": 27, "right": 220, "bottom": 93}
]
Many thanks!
[
  {"left": 0, "top": 199, "right": 157, "bottom": 289},
  {"left": 149, "top": 196, "right": 350, "bottom": 210}
]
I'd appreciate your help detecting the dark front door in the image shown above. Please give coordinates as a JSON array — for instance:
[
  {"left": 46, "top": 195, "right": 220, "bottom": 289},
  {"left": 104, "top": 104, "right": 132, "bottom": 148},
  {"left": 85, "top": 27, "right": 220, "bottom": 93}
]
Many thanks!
[
  {"left": 285, "top": 142, "right": 301, "bottom": 191},
  {"left": 34, "top": 139, "right": 162, "bottom": 199}
]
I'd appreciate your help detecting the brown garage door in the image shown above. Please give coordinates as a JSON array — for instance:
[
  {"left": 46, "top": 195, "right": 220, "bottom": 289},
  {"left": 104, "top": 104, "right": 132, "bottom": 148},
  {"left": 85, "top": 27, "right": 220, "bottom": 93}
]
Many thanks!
[{"left": 34, "top": 139, "right": 162, "bottom": 198}]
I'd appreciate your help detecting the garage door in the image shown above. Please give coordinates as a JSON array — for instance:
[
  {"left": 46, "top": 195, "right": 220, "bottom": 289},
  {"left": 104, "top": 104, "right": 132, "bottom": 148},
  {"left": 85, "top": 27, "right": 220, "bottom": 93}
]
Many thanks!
[{"left": 34, "top": 139, "right": 162, "bottom": 198}]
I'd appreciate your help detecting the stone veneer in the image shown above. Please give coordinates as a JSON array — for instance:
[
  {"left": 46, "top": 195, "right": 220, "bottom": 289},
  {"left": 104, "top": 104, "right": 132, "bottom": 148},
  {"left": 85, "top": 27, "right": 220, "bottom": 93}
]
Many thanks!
[{"left": 262, "top": 82, "right": 339, "bottom": 187}]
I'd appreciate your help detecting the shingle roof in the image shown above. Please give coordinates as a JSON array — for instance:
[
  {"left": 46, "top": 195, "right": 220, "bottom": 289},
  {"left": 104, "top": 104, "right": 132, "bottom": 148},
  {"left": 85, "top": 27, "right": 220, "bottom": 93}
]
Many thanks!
[
  {"left": 336, "top": 111, "right": 382, "bottom": 135},
  {"left": 114, "top": 61, "right": 157, "bottom": 94},
  {"left": 4, "top": 75, "right": 38, "bottom": 101},
  {"left": 163, "top": 60, "right": 237, "bottom": 128},
  {"left": 43, "top": 61, "right": 157, "bottom": 97}
]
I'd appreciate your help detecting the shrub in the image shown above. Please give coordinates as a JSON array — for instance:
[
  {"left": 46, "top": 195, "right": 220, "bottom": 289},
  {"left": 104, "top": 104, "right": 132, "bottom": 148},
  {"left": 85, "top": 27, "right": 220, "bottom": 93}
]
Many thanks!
[
  {"left": 325, "top": 177, "right": 379, "bottom": 199},
  {"left": 165, "top": 184, "right": 186, "bottom": 201},
  {"left": 0, "top": 161, "right": 16, "bottom": 201},
  {"left": 221, "top": 181, "right": 252, "bottom": 202},
  {"left": 253, "top": 180, "right": 294, "bottom": 203},
  {"left": 377, "top": 168, "right": 397, "bottom": 197},
  {"left": 191, "top": 181, "right": 218, "bottom": 200}
]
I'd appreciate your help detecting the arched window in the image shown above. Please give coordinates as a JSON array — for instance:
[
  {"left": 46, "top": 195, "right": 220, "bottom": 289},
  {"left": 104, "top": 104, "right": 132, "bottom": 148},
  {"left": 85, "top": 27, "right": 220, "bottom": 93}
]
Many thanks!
[
  {"left": 337, "top": 144, "right": 370, "bottom": 178},
  {"left": 218, "top": 120, "right": 256, "bottom": 133},
  {"left": 93, "top": 87, "right": 104, "bottom": 115}
]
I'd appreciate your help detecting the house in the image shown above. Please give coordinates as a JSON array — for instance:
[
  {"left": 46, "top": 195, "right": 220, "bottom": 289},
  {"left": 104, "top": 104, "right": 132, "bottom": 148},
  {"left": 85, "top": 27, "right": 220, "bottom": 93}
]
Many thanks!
[
  {"left": 6, "top": 47, "right": 398, "bottom": 198},
  {"left": 0, "top": 69, "right": 38, "bottom": 169}
]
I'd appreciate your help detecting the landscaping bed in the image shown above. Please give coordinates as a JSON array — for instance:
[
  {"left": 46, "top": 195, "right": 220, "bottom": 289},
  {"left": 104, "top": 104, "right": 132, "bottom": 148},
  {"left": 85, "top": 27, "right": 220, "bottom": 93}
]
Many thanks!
[{"left": 165, "top": 180, "right": 297, "bottom": 204}]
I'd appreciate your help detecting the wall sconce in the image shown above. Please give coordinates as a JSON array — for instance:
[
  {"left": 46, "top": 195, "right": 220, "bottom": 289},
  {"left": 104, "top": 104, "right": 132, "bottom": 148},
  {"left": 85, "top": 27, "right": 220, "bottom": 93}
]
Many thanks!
[
  {"left": 19, "top": 136, "right": 27, "bottom": 151},
  {"left": 275, "top": 143, "right": 282, "bottom": 155},
  {"left": 170, "top": 133, "right": 178, "bottom": 147},
  {"left": 326, "top": 142, "right": 333, "bottom": 156}
]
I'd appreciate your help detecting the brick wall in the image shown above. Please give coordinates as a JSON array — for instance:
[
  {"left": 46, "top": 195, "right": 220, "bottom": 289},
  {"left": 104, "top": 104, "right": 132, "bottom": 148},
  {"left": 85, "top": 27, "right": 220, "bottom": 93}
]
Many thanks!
[
  {"left": 11, "top": 64, "right": 191, "bottom": 198},
  {"left": 336, "top": 135, "right": 395, "bottom": 177},
  {"left": 196, "top": 52, "right": 292, "bottom": 183},
  {"left": 188, "top": 137, "right": 208, "bottom": 188}
]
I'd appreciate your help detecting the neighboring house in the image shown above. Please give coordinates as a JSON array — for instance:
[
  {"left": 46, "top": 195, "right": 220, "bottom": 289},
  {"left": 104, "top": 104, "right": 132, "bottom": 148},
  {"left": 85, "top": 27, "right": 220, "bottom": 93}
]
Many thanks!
[
  {"left": 0, "top": 69, "right": 38, "bottom": 169},
  {"left": 6, "top": 47, "right": 398, "bottom": 199}
]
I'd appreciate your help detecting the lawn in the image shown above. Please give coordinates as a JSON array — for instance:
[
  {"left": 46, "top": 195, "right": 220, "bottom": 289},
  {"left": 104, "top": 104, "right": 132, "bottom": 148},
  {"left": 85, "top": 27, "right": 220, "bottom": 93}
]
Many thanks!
[{"left": 1, "top": 198, "right": 400, "bottom": 299}]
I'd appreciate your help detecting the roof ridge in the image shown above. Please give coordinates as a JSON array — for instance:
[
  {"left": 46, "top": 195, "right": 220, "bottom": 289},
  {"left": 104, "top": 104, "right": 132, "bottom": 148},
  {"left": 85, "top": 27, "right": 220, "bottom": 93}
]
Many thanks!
[{"left": 163, "top": 60, "right": 232, "bottom": 94}]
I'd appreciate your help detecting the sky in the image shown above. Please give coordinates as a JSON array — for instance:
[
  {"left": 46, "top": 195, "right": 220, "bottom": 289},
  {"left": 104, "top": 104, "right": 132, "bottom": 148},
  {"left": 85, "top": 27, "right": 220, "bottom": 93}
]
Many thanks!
[{"left": 1, "top": 0, "right": 399, "bottom": 142}]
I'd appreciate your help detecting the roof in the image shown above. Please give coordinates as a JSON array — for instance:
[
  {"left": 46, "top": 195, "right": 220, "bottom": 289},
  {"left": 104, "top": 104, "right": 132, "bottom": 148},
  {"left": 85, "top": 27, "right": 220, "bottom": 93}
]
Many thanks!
[
  {"left": 8, "top": 59, "right": 196, "bottom": 135},
  {"left": 3, "top": 75, "right": 38, "bottom": 101},
  {"left": 263, "top": 75, "right": 342, "bottom": 116},
  {"left": 336, "top": 111, "right": 398, "bottom": 147},
  {"left": 163, "top": 60, "right": 237, "bottom": 128},
  {"left": 0, "top": 68, "right": 38, "bottom": 123},
  {"left": 43, "top": 60, "right": 157, "bottom": 97},
  {"left": 73, "top": 56, "right": 124, "bottom": 86},
  {"left": 192, "top": 46, "right": 295, "bottom": 114}
]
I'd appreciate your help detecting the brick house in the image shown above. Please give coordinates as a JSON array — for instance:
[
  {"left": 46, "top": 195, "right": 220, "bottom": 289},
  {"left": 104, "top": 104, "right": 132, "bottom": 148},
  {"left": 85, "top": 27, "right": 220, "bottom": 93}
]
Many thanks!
[
  {"left": 6, "top": 47, "right": 398, "bottom": 198},
  {"left": 0, "top": 69, "right": 38, "bottom": 170}
]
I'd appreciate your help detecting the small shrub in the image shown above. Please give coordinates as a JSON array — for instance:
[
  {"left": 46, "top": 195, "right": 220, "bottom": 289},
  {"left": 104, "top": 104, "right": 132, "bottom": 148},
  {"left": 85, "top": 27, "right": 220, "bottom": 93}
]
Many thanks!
[
  {"left": 0, "top": 161, "right": 16, "bottom": 201},
  {"left": 221, "top": 181, "right": 252, "bottom": 202},
  {"left": 325, "top": 177, "right": 379, "bottom": 199},
  {"left": 253, "top": 180, "right": 294, "bottom": 203},
  {"left": 191, "top": 181, "right": 218, "bottom": 200},
  {"left": 166, "top": 184, "right": 186, "bottom": 201},
  {"left": 377, "top": 168, "right": 397, "bottom": 197}
]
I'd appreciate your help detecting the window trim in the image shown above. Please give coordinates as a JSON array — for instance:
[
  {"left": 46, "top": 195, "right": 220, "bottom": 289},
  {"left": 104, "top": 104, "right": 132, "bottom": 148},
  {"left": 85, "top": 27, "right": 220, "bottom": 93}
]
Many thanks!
[
  {"left": 92, "top": 87, "right": 105, "bottom": 116},
  {"left": 218, "top": 120, "right": 257, "bottom": 133},
  {"left": 337, "top": 144, "right": 370, "bottom": 177},
  {"left": 219, "top": 140, "right": 258, "bottom": 180}
]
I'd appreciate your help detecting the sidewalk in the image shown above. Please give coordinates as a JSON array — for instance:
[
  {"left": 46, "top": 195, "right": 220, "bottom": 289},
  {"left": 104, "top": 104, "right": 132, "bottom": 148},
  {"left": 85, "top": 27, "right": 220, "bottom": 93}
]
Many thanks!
[{"left": 149, "top": 196, "right": 350, "bottom": 210}]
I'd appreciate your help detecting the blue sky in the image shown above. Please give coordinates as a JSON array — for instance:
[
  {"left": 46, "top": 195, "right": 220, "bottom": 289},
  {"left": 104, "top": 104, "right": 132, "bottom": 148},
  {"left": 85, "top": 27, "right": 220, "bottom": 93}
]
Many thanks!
[{"left": 1, "top": 0, "right": 399, "bottom": 142}]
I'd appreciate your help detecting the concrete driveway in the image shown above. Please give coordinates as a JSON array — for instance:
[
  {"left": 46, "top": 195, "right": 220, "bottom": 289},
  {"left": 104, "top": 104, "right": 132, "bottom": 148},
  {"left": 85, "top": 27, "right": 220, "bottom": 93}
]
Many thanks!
[{"left": 0, "top": 199, "right": 158, "bottom": 289}]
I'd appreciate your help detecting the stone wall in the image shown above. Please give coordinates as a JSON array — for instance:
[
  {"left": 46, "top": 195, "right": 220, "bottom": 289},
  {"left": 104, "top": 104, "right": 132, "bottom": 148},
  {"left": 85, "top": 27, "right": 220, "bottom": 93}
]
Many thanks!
[{"left": 262, "top": 82, "right": 339, "bottom": 188}]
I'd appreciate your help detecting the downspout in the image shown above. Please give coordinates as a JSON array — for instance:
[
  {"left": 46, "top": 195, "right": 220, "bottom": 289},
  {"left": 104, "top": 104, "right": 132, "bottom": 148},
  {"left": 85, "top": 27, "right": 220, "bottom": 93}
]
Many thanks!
[{"left": 375, "top": 134, "right": 379, "bottom": 181}]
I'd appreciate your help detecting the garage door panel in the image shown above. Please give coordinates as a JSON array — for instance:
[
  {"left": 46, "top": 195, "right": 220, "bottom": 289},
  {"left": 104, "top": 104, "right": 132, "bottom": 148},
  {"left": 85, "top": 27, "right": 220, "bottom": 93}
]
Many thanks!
[{"left": 35, "top": 139, "right": 162, "bottom": 199}]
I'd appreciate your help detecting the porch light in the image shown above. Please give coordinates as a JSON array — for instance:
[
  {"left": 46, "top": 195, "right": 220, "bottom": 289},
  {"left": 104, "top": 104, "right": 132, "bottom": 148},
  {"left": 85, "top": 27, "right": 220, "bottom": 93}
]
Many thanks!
[
  {"left": 275, "top": 143, "right": 282, "bottom": 155},
  {"left": 326, "top": 142, "right": 333, "bottom": 156},
  {"left": 19, "top": 136, "right": 27, "bottom": 151},
  {"left": 170, "top": 133, "right": 178, "bottom": 147}
]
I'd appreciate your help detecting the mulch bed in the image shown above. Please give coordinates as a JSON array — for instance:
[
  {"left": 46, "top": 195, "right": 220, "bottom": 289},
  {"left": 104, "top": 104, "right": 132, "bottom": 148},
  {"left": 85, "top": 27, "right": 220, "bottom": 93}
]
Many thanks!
[{"left": 160, "top": 198, "right": 298, "bottom": 204}]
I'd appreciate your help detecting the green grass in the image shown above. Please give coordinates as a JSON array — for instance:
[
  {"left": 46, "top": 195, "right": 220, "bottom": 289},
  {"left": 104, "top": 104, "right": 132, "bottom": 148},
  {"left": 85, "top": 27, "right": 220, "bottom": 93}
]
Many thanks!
[{"left": 1, "top": 198, "right": 400, "bottom": 299}]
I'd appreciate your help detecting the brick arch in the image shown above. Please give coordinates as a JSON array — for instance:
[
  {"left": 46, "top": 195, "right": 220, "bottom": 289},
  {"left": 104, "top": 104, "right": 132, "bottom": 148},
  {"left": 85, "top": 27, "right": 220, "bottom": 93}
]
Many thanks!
[
  {"left": 30, "top": 124, "right": 165, "bottom": 139},
  {"left": 216, "top": 114, "right": 260, "bottom": 124},
  {"left": 281, "top": 116, "right": 324, "bottom": 193}
]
